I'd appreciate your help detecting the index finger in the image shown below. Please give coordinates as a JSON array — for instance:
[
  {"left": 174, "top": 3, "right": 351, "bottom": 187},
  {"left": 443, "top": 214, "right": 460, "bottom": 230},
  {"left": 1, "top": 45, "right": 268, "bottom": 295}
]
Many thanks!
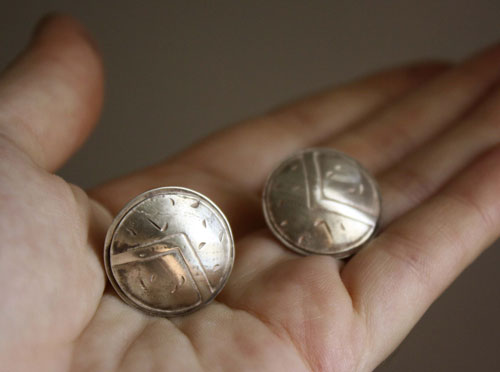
[
  {"left": 91, "top": 62, "right": 447, "bottom": 220},
  {"left": 177, "top": 62, "right": 448, "bottom": 192}
]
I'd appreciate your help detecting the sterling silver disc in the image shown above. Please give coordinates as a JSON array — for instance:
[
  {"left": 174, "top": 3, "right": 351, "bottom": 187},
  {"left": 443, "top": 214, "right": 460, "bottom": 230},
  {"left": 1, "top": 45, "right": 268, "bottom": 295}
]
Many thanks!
[
  {"left": 263, "top": 148, "right": 380, "bottom": 258},
  {"left": 104, "top": 187, "right": 234, "bottom": 317}
]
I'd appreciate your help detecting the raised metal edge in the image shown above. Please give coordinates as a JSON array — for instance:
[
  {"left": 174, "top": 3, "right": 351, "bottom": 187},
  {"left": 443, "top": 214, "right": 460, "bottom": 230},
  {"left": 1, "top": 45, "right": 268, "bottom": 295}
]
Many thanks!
[
  {"left": 104, "top": 186, "right": 235, "bottom": 317},
  {"left": 262, "top": 147, "right": 382, "bottom": 259}
]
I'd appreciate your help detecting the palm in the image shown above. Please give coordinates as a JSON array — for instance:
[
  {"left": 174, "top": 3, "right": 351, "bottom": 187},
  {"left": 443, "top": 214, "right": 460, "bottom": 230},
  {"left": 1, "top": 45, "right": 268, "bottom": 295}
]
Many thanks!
[{"left": 2, "top": 16, "right": 500, "bottom": 372}]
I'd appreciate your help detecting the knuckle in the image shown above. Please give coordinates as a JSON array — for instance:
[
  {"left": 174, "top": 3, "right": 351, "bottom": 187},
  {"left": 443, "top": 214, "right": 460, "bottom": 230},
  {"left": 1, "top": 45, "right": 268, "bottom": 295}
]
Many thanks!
[
  {"left": 383, "top": 164, "right": 434, "bottom": 208},
  {"left": 379, "top": 229, "right": 432, "bottom": 288}
]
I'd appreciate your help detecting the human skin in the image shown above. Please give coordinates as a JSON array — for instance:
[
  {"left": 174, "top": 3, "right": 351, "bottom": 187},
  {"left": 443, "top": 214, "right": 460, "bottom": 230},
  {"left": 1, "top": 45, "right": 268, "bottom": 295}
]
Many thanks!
[{"left": 1, "top": 14, "right": 500, "bottom": 372}]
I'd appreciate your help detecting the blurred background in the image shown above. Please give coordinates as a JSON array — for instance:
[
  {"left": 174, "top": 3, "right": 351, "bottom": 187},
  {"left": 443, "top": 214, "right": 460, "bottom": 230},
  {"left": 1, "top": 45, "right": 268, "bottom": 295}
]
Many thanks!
[{"left": 1, "top": 1, "right": 499, "bottom": 370}]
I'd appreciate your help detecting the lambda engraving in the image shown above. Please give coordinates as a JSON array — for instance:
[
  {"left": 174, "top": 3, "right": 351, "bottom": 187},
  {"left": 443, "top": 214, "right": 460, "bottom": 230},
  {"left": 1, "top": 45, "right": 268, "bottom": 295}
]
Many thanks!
[{"left": 105, "top": 187, "right": 234, "bottom": 317}]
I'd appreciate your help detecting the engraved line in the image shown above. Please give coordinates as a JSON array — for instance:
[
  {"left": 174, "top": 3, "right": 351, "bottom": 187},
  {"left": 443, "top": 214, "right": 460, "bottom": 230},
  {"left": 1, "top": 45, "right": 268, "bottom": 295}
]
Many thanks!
[
  {"left": 146, "top": 217, "right": 168, "bottom": 232},
  {"left": 297, "top": 234, "right": 305, "bottom": 245},
  {"left": 126, "top": 227, "right": 137, "bottom": 236},
  {"left": 170, "top": 275, "right": 186, "bottom": 294},
  {"left": 170, "top": 283, "right": 178, "bottom": 294},
  {"left": 139, "top": 277, "right": 148, "bottom": 291},
  {"left": 147, "top": 217, "right": 162, "bottom": 231},
  {"left": 314, "top": 220, "right": 333, "bottom": 243}
]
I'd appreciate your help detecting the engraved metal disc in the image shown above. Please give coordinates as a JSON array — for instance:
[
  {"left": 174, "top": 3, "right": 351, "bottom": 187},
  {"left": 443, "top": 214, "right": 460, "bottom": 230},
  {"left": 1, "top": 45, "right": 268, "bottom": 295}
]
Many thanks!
[
  {"left": 263, "top": 148, "right": 381, "bottom": 258},
  {"left": 104, "top": 187, "right": 234, "bottom": 317}
]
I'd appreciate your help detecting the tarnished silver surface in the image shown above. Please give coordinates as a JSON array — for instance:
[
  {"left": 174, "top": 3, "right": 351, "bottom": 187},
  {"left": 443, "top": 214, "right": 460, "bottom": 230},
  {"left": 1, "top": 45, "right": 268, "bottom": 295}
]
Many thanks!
[
  {"left": 104, "top": 187, "right": 234, "bottom": 317},
  {"left": 263, "top": 148, "right": 380, "bottom": 258}
]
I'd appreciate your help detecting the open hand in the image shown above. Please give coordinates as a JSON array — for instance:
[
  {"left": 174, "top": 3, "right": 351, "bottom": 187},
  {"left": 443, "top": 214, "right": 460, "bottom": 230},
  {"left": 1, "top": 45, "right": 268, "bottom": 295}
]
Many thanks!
[{"left": 1, "top": 15, "right": 500, "bottom": 372}]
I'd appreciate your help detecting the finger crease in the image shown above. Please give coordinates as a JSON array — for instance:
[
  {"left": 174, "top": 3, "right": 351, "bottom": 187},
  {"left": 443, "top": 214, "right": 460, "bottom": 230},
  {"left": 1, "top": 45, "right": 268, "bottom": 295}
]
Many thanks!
[{"left": 225, "top": 301, "right": 315, "bottom": 372}]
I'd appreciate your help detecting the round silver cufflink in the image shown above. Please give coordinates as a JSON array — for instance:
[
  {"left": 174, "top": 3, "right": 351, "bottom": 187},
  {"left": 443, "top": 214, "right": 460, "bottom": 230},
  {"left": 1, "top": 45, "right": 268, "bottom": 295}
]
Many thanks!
[
  {"left": 104, "top": 187, "right": 234, "bottom": 317},
  {"left": 263, "top": 148, "right": 381, "bottom": 258}
]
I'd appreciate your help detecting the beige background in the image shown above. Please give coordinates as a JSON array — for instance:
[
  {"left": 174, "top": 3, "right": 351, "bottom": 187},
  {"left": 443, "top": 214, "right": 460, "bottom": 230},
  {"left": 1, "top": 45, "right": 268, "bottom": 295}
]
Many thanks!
[{"left": 1, "top": 1, "right": 499, "bottom": 371}]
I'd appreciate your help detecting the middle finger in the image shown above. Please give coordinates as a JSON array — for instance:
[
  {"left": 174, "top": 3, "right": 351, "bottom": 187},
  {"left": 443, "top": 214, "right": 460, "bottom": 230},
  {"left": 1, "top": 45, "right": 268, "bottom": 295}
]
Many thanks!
[{"left": 322, "top": 42, "right": 500, "bottom": 174}]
